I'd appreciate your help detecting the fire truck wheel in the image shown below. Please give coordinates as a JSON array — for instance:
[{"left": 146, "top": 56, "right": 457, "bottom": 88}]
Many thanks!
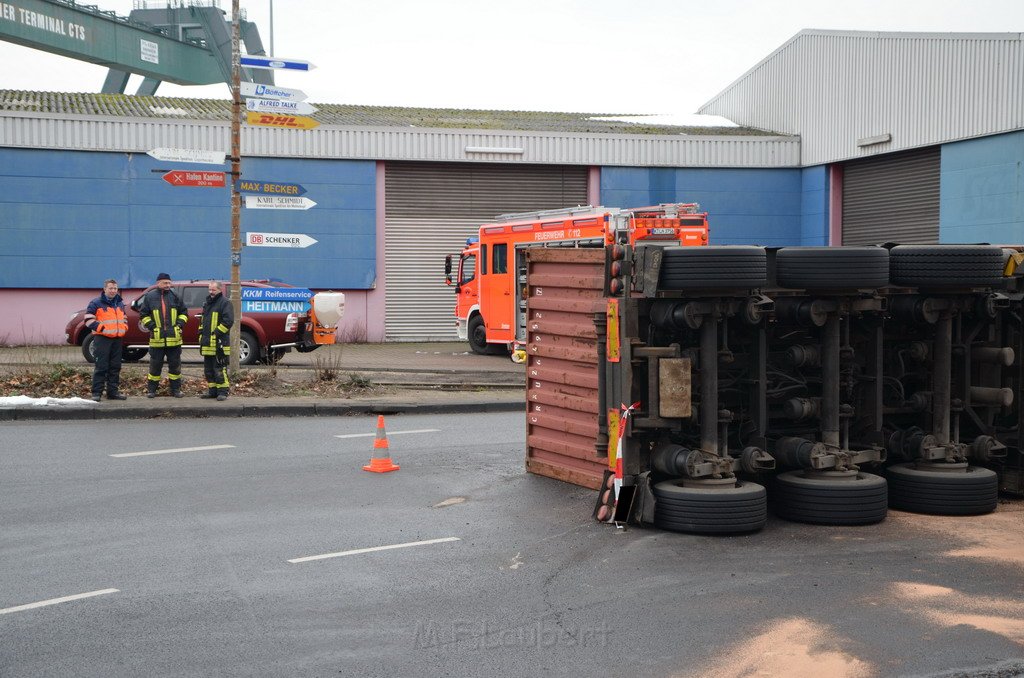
[
  {"left": 886, "top": 463, "right": 998, "bottom": 515},
  {"left": 238, "top": 330, "right": 260, "bottom": 366},
  {"left": 775, "top": 246, "right": 889, "bottom": 289},
  {"left": 658, "top": 246, "right": 767, "bottom": 291},
  {"left": 468, "top": 315, "right": 503, "bottom": 355},
  {"left": 652, "top": 479, "right": 767, "bottom": 534},
  {"left": 889, "top": 245, "right": 1005, "bottom": 288},
  {"left": 770, "top": 471, "right": 887, "bottom": 525}
]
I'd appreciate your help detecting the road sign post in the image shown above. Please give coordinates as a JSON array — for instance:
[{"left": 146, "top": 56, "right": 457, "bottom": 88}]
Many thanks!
[{"left": 229, "top": 0, "right": 241, "bottom": 373}]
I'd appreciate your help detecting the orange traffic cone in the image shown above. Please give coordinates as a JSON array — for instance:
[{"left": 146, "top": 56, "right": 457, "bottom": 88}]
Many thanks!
[{"left": 363, "top": 414, "right": 400, "bottom": 473}]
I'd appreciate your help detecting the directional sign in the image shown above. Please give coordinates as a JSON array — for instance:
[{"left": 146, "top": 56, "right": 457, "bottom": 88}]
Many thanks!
[
  {"left": 245, "top": 112, "right": 319, "bottom": 130},
  {"left": 246, "top": 232, "right": 318, "bottom": 248},
  {"left": 162, "top": 170, "right": 226, "bottom": 187},
  {"left": 240, "top": 82, "right": 307, "bottom": 102},
  {"left": 244, "top": 196, "right": 317, "bottom": 210},
  {"left": 237, "top": 180, "right": 307, "bottom": 196},
  {"left": 246, "top": 97, "right": 318, "bottom": 116},
  {"left": 147, "top": 147, "right": 225, "bottom": 165},
  {"left": 240, "top": 55, "right": 316, "bottom": 72}
]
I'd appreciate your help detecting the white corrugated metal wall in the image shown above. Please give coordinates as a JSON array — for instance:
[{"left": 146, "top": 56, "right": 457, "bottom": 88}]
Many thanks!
[
  {"left": 0, "top": 111, "right": 800, "bottom": 168},
  {"left": 699, "top": 30, "right": 1024, "bottom": 166},
  {"left": 383, "top": 162, "right": 588, "bottom": 341}
]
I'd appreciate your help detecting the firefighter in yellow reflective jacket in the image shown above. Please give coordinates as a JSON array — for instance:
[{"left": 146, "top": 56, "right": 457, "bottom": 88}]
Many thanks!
[
  {"left": 198, "top": 280, "right": 233, "bottom": 401},
  {"left": 138, "top": 273, "right": 189, "bottom": 398}
]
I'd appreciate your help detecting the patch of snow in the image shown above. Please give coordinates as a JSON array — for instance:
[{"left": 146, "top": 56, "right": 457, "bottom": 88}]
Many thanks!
[
  {"left": 148, "top": 106, "right": 190, "bottom": 117},
  {"left": 0, "top": 395, "right": 98, "bottom": 408}
]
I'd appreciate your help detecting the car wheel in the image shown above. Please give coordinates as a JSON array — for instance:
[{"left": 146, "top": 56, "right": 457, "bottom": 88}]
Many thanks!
[
  {"left": 658, "top": 246, "right": 767, "bottom": 291},
  {"left": 652, "top": 479, "right": 767, "bottom": 534},
  {"left": 770, "top": 470, "right": 888, "bottom": 525},
  {"left": 81, "top": 334, "right": 97, "bottom": 363},
  {"left": 238, "top": 330, "right": 260, "bottom": 366},
  {"left": 122, "top": 348, "right": 148, "bottom": 362},
  {"left": 889, "top": 245, "right": 1005, "bottom": 288},
  {"left": 775, "top": 246, "right": 889, "bottom": 289},
  {"left": 886, "top": 463, "right": 998, "bottom": 515}
]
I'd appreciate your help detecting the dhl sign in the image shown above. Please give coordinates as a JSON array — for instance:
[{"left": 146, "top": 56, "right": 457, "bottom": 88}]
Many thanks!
[{"left": 245, "top": 112, "right": 320, "bottom": 130}]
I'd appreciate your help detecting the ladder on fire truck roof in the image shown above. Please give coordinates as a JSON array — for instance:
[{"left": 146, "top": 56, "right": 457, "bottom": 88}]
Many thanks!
[{"left": 494, "top": 203, "right": 700, "bottom": 223}]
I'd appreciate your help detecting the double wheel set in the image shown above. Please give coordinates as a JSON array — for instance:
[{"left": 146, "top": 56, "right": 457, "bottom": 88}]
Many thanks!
[{"left": 651, "top": 465, "right": 999, "bottom": 535}]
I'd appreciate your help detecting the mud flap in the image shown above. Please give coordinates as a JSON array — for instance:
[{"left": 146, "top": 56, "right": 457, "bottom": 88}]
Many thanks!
[{"left": 629, "top": 472, "right": 657, "bottom": 526}]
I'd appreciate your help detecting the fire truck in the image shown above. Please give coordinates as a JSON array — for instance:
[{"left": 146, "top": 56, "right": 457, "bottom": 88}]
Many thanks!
[{"left": 445, "top": 204, "right": 710, "bottom": 355}]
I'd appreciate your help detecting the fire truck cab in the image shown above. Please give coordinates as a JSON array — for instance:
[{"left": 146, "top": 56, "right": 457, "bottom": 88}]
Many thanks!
[{"left": 445, "top": 204, "right": 709, "bottom": 354}]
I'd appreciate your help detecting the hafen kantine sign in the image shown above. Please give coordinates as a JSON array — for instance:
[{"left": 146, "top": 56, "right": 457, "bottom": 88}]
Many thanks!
[{"left": 162, "top": 170, "right": 226, "bottom": 187}]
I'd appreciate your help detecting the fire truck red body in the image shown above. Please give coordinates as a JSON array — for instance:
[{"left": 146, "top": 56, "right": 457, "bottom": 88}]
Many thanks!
[{"left": 445, "top": 204, "right": 710, "bottom": 354}]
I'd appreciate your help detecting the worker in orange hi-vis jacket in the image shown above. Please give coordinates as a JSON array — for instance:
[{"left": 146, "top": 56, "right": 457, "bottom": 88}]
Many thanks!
[{"left": 84, "top": 278, "right": 128, "bottom": 402}]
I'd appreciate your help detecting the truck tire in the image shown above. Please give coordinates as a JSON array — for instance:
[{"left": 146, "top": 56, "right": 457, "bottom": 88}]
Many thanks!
[
  {"left": 775, "top": 246, "right": 889, "bottom": 289},
  {"left": 770, "top": 471, "right": 887, "bottom": 525},
  {"left": 81, "top": 333, "right": 97, "bottom": 363},
  {"left": 652, "top": 479, "right": 767, "bottom": 534},
  {"left": 238, "top": 330, "right": 260, "bottom": 366},
  {"left": 889, "top": 245, "right": 1005, "bottom": 288},
  {"left": 467, "top": 315, "right": 504, "bottom": 356},
  {"left": 658, "top": 246, "right": 767, "bottom": 291},
  {"left": 886, "top": 463, "right": 997, "bottom": 515}
]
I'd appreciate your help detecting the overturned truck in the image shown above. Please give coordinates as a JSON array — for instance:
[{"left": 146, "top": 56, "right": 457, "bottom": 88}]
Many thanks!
[{"left": 524, "top": 242, "right": 1024, "bottom": 534}]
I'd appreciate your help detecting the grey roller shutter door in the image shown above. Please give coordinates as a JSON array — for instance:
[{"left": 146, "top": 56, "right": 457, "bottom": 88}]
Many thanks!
[
  {"left": 384, "top": 162, "right": 588, "bottom": 341},
  {"left": 842, "top": 147, "right": 940, "bottom": 245}
]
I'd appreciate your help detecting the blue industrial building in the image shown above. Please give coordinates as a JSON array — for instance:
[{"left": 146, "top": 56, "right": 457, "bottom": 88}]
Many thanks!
[{"left": 0, "top": 29, "right": 1021, "bottom": 342}]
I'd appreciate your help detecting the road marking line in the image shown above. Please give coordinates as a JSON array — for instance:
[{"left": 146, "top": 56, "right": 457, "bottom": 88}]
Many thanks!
[
  {"left": 0, "top": 588, "right": 119, "bottom": 615},
  {"left": 334, "top": 428, "right": 440, "bottom": 439},
  {"left": 288, "top": 536, "right": 460, "bottom": 564},
  {"left": 110, "top": 444, "right": 236, "bottom": 458}
]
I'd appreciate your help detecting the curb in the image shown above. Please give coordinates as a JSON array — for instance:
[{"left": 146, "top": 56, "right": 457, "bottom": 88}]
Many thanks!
[{"left": 0, "top": 400, "right": 525, "bottom": 421}]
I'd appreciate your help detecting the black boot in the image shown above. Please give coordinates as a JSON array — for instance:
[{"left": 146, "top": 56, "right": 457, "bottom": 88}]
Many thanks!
[
  {"left": 146, "top": 382, "right": 158, "bottom": 399},
  {"left": 199, "top": 387, "right": 217, "bottom": 399},
  {"left": 216, "top": 388, "right": 229, "bottom": 402},
  {"left": 91, "top": 393, "right": 102, "bottom": 402},
  {"left": 107, "top": 392, "right": 127, "bottom": 401}
]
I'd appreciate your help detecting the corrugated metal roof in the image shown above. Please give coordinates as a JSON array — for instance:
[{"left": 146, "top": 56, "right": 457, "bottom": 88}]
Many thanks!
[
  {"left": 0, "top": 89, "right": 767, "bottom": 136},
  {"left": 698, "top": 30, "right": 1024, "bottom": 166},
  {"left": 0, "top": 90, "right": 801, "bottom": 168}
]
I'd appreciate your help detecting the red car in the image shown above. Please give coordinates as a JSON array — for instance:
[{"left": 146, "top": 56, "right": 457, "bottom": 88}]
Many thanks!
[{"left": 65, "top": 279, "right": 320, "bottom": 366}]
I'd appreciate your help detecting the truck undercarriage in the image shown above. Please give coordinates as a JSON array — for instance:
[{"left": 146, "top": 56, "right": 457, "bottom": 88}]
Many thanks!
[{"left": 524, "top": 244, "right": 1023, "bottom": 534}]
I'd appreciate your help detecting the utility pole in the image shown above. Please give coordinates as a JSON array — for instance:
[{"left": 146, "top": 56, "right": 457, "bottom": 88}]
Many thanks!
[{"left": 229, "top": 0, "right": 242, "bottom": 372}]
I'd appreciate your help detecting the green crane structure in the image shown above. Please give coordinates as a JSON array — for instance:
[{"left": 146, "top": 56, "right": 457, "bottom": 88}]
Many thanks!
[{"left": 0, "top": 0, "right": 272, "bottom": 95}]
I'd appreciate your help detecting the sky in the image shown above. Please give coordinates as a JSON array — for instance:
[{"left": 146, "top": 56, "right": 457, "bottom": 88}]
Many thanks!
[{"left": 1, "top": 0, "right": 1023, "bottom": 125}]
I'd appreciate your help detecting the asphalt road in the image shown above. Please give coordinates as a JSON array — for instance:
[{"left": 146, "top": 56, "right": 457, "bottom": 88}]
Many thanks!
[{"left": 2, "top": 413, "right": 1023, "bottom": 678}]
